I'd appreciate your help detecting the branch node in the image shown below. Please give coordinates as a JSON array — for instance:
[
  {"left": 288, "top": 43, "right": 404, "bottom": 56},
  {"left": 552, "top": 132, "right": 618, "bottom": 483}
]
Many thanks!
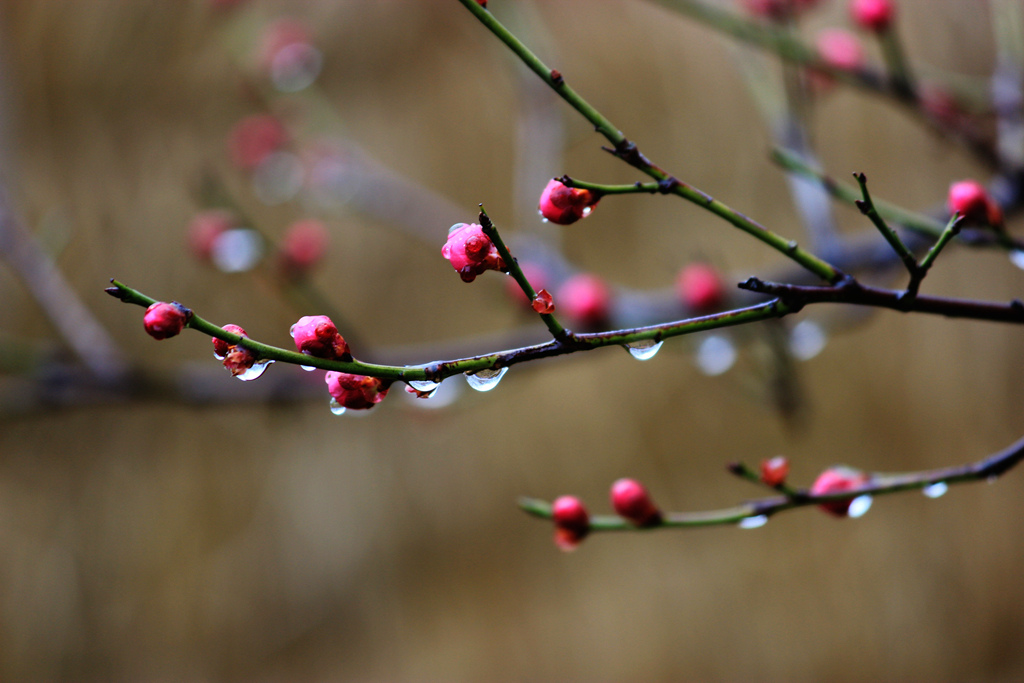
[
  {"left": 549, "top": 68, "right": 564, "bottom": 86},
  {"left": 657, "top": 176, "right": 681, "bottom": 194}
]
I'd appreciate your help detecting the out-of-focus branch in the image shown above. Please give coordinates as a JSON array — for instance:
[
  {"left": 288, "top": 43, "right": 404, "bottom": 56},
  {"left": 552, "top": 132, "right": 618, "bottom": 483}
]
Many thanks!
[{"left": 0, "top": 189, "right": 130, "bottom": 384}]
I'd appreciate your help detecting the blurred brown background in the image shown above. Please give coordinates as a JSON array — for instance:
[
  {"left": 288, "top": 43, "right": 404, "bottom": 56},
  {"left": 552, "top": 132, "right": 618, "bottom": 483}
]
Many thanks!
[{"left": 1, "top": 1, "right": 1023, "bottom": 680}]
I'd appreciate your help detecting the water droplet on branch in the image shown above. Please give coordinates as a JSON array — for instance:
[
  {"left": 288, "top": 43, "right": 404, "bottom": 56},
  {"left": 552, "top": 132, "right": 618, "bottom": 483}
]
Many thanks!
[
  {"left": 235, "top": 359, "right": 274, "bottom": 381},
  {"left": 625, "top": 339, "right": 663, "bottom": 361},
  {"left": 329, "top": 398, "right": 346, "bottom": 416},
  {"left": 1010, "top": 250, "right": 1024, "bottom": 271},
  {"left": 465, "top": 367, "right": 508, "bottom": 392},
  {"left": 847, "top": 495, "right": 873, "bottom": 518},
  {"left": 922, "top": 482, "right": 948, "bottom": 498},
  {"left": 738, "top": 515, "right": 768, "bottom": 529},
  {"left": 406, "top": 379, "right": 440, "bottom": 398}
]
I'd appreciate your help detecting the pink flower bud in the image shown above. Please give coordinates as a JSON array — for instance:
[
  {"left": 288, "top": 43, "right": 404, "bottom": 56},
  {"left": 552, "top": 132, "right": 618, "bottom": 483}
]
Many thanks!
[
  {"left": 228, "top": 114, "right": 287, "bottom": 170},
  {"left": 538, "top": 179, "right": 600, "bottom": 225},
  {"left": 187, "top": 210, "right": 236, "bottom": 262},
  {"left": 676, "top": 263, "right": 726, "bottom": 313},
  {"left": 760, "top": 456, "right": 790, "bottom": 487},
  {"left": 531, "top": 289, "right": 556, "bottom": 314},
  {"left": 441, "top": 223, "right": 506, "bottom": 282},
  {"left": 325, "top": 371, "right": 390, "bottom": 411},
  {"left": 551, "top": 495, "right": 590, "bottom": 551},
  {"left": 557, "top": 274, "right": 611, "bottom": 330},
  {"left": 278, "top": 219, "right": 329, "bottom": 276},
  {"left": 815, "top": 29, "right": 864, "bottom": 72},
  {"left": 610, "top": 478, "right": 662, "bottom": 527},
  {"left": 290, "top": 315, "right": 350, "bottom": 360},
  {"left": 947, "top": 180, "right": 1002, "bottom": 228},
  {"left": 850, "top": 0, "right": 894, "bottom": 33},
  {"left": 810, "top": 467, "right": 869, "bottom": 517},
  {"left": 143, "top": 302, "right": 189, "bottom": 340},
  {"left": 212, "top": 324, "right": 247, "bottom": 359}
]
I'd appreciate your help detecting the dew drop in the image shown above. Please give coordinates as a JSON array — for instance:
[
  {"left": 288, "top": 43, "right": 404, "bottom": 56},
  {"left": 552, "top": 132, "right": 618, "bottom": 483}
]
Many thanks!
[
  {"left": 403, "top": 377, "right": 462, "bottom": 409},
  {"left": 694, "top": 334, "right": 736, "bottom": 376},
  {"left": 625, "top": 339, "right": 664, "bottom": 361},
  {"left": 581, "top": 206, "right": 593, "bottom": 217},
  {"left": 407, "top": 379, "right": 440, "bottom": 398},
  {"left": 789, "top": 319, "right": 827, "bottom": 361},
  {"left": 1010, "top": 250, "right": 1024, "bottom": 271},
  {"left": 289, "top": 323, "right": 297, "bottom": 338},
  {"left": 234, "top": 359, "right": 273, "bottom": 382},
  {"left": 213, "top": 350, "right": 225, "bottom": 361},
  {"left": 211, "top": 228, "right": 264, "bottom": 273},
  {"left": 329, "top": 398, "right": 346, "bottom": 416},
  {"left": 922, "top": 481, "right": 948, "bottom": 499},
  {"left": 465, "top": 366, "right": 508, "bottom": 392},
  {"left": 300, "top": 365, "right": 316, "bottom": 372},
  {"left": 738, "top": 515, "right": 768, "bottom": 529},
  {"left": 847, "top": 495, "right": 873, "bottom": 518}
]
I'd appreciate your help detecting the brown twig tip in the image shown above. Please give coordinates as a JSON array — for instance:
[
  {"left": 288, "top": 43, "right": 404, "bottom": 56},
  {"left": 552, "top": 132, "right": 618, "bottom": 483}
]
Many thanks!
[{"left": 726, "top": 461, "right": 748, "bottom": 477}]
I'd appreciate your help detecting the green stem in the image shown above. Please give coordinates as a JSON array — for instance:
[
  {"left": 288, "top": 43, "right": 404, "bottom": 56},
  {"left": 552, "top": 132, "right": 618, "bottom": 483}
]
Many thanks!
[
  {"left": 916, "top": 214, "right": 963, "bottom": 278},
  {"left": 477, "top": 208, "right": 568, "bottom": 340},
  {"left": 853, "top": 172, "right": 918, "bottom": 276},
  {"left": 878, "top": 28, "right": 917, "bottom": 101},
  {"left": 520, "top": 433, "right": 1024, "bottom": 532},
  {"left": 458, "top": 0, "right": 843, "bottom": 285},
  {"left": 107, "top": 279, "right": 797, "bottom": 383}
]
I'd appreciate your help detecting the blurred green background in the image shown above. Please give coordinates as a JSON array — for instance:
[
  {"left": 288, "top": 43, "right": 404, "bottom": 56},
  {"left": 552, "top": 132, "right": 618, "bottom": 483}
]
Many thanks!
[{"left": 1, "top": 1, "right": 1023, "bottom": 680}]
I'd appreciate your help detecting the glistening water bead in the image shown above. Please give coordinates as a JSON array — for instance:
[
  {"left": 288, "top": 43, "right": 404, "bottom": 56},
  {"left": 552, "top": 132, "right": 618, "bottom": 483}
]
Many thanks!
[
  {"left": 625, "top": 339, "right": 664, "bottom": 361},
  {"left": 738, "top": 515, "right": 768, "bottom": 529},
  {"left": 406, "top": 379, "right": 440, "bottom": 398},
  {"left": 847, "top": 495, "right": 873, "bottom": 518},
  {"left": 922, "top": 481, "right": 949, "bottom": 498},
  {"left": 235, "top": 359, "right": 274, "bottom": 381},
  {"left": 465, "top": 367, "right": 508, "bottom": 392}
]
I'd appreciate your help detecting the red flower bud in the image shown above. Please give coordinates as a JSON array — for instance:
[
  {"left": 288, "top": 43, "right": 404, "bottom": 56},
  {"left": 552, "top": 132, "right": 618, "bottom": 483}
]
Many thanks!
[
  {"left": 441, "top": 223, "right": 506, "bottom": 283},
  {"left": 551, "top": 495, "right": 590, "bottom": 551},
  {"left": 325, "top": 371, "right": 390, "bottom": 411},
  {"left": 610, "top": 478, "right": 662, "bottom": 527},
  {"left": 760, "top": 456, "right": 790, "bottom": 487},
  {"left": 531, "top": 289, "right": 556, "bottom": 314},
  {"left": 143, "top": 302, "right": 189, "bottom": 340},
  {"left": 557, "top": 274, "right": 611, "bottom": 330},
  {"left": 850, "top": 0, "right": 894, "bottom": 33},
  {"left": 947, "top": 180, "right": 1002, "bottom": 228},
  {"left": 228, "top": 114, "right": 287, "bottom": 170},
  {"left": 810, "top": 467, "right": 870, "bottom": 517},
  {"left": 538, "top": 179, "right": 600, "bottom": 225},
  {"left": 676, "top": 263, "right": 726, "bottom": 313},
  {"left": 290, "top": 315, "right": 349, "bottom": 361},
  {"left": 212, "top": 324, "right": 247, "bottom": 359},
  {"left": 278, "top": 219, "right": 328, "bottom": 276}
]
